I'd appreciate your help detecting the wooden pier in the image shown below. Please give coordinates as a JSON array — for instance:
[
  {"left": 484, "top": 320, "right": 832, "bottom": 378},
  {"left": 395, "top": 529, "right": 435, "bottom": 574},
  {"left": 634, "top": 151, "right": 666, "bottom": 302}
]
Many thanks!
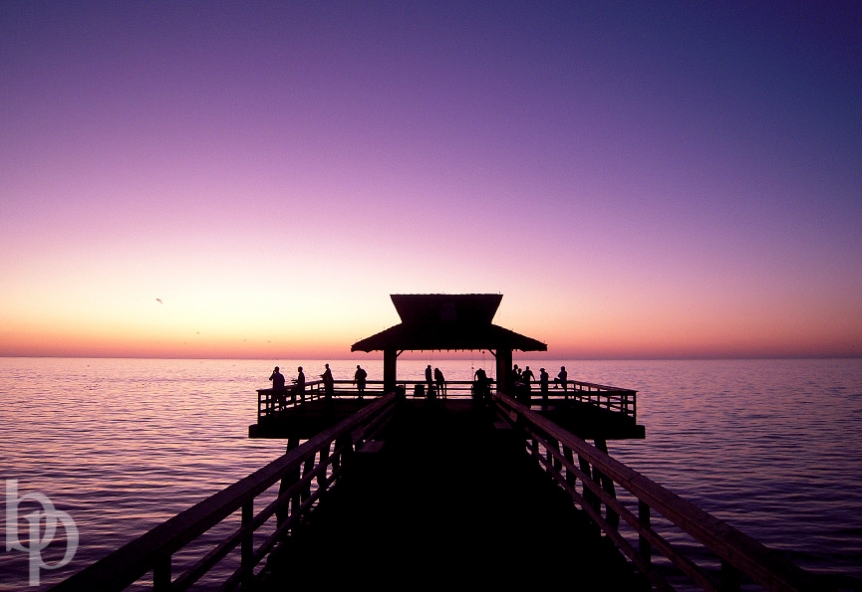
[{"left": 254, "top": 396, "right": 647, "bottom": 590}]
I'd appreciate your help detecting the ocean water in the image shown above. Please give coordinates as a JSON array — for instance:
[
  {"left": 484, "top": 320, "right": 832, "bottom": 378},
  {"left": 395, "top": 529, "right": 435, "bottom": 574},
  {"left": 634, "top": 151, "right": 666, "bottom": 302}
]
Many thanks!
[{"left": 1, "top": 357, "right": 861, "bottom": 590}]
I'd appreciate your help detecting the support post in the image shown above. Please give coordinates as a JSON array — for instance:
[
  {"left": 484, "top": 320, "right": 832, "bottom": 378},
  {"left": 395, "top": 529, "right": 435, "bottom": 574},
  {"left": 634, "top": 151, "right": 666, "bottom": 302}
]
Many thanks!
[
  {"left": 496, "top": 348, "right": 512, "bottom": 395},
  {"left": 383, "top": 348, "right": 398, "bottom": 393}
]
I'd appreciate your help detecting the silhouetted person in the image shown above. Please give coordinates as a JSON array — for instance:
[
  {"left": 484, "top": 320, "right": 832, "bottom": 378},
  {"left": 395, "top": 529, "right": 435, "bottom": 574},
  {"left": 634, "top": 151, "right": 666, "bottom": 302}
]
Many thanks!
[
  {"left": 354, "top": 365, "right": 367, "bottom": 398},
  {"left": 473, "top": 368, "right": 490, "bottom": 402},
  {"left": 292, "top": 366, "right": 306, "bottom": 403},
  {"left": 555, "top": 366, "right": 568, "bottom": 398},
  {"left": 269, "top": 366, "right": 286, "bottom": 409},
  {"left": 320, "top": 363, "right": 334, "bottom": 401},
  {"left": 434, "top": 367, "right": 446, "bottom": 398},
  {"left": 425, "top": 364, "right": 434, "bottom": 397},
  {"left": 539, "top": 367, "right": 549, "bottom": 401},
  {"left": 521, "top": 366, "right": 534, "bottom": 390}
]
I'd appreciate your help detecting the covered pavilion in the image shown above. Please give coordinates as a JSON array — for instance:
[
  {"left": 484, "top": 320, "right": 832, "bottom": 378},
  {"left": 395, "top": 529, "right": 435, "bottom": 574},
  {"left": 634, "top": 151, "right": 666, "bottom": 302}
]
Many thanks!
[{"left": 351, "top": 294, "right": 547, "bottom": 393}]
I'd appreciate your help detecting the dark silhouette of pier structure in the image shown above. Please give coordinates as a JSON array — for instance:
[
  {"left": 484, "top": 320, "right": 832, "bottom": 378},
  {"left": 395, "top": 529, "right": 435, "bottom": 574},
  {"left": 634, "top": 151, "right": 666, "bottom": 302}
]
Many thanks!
[{"left": 55, "top": 295, "right": 837, "bottom": 592}]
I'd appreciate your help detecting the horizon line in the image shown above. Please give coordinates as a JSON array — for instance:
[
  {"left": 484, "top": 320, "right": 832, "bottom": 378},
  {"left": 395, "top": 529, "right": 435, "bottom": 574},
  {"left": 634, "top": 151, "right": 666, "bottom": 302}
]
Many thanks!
[{"left": 2, "top": 354, "right": 861, "bottom": 362}]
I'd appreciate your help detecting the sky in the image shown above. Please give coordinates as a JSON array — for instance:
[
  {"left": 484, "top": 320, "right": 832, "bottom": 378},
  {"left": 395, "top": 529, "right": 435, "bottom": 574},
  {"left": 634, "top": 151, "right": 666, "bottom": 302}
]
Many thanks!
[{"left": 2, "top": 2, "right": 861, "bottom": 360}]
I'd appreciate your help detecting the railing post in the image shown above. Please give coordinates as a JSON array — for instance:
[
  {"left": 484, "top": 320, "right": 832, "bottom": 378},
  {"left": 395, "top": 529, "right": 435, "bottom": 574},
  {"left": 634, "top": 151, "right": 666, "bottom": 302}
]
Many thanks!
[
  {"left": 277, "top": 437, "right": 301, "bottom": 527},
  {"left": 153, "top": 554, "right": 171, "bottom": 591},
  {"left": 638, "top": 500, "right": 651, "bottom": 565},
  {"left": 241, "top": 500, "right": 253, "bottom": 589},
  {"left": 336, "top": 433, "right": 355, "bottom": 483},
  {"left": 563, "top": 446, "right": 577, "bottom": 490},
  {"left": 594, "top": 438, "right": 619, "bottom": 529},
  {"left": 318, "top": 441, "right": 331, "bottom": 491},
  {"left": 578, "top": 453, "right": 601, "bottom": 530},
  {"left": 550, "top": 438, "right": 562, "bottom": 475},
  {"left": 300, "top": 452, "right": 316, "bottom": 503},
  {"left": 529, "top": 436, "right": 540, "bottom": 461}
]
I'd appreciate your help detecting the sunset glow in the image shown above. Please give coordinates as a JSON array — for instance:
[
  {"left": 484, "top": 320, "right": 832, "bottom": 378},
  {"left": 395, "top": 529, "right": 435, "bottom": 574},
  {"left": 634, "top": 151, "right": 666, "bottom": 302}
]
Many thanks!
[{"left": 2, "top": 3, "right": 860, "bottom": 359}]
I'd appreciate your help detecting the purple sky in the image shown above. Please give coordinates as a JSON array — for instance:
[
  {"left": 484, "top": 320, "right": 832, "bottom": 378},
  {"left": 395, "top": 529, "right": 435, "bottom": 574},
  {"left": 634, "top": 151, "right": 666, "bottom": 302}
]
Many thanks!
[{"left": 2, "top": 2, "right": 861, "bottom": 359}]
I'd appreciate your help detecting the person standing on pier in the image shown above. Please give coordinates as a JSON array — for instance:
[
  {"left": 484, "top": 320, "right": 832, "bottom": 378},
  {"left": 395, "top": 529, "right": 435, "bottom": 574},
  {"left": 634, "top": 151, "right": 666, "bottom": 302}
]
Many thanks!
[
  {"left": 292, "top": 366, "right": 306, "bottom": 403},
  {"left": 521, "top": 366, "right": 534, "bottom": 390},
  {"left": 320, "top": 363, "right": 334, "bottom": 401},
  {"left": 555, "top": 366, "right": 568, "bottom": 399},
  {"left": 473, "top": 368, "right": 490, "bottom": 402},
  {"left": 539, "top": 367, "right": 549, "bottom": 402},
  {"left": 434, "top": 367, "right": 446, "bottom": 398},
  {"left": 269, "top": 366, "right": 286, "bottom": 409},
  {"left": 354, "top": 365, "right": 367, "bottom": 399}
]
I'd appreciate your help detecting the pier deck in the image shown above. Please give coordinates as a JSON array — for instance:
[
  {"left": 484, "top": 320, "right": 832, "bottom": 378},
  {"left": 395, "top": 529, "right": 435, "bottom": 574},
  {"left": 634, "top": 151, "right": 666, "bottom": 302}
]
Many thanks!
[{"left": 255, "top": 399, "right": 648, "bottom": 590}]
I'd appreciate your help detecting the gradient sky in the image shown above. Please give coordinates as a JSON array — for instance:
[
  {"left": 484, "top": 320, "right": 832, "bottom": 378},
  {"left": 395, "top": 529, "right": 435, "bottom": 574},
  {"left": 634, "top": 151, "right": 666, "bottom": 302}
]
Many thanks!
[{"left": 2, "top": 2, "right": 861, "bottom": 360}]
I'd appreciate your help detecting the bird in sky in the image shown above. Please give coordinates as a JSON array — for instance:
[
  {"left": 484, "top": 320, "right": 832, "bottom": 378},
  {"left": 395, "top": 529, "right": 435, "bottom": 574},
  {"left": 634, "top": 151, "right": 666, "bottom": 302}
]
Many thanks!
[{"left": 156, "top": 298, "right": 163, "bottom": 305}]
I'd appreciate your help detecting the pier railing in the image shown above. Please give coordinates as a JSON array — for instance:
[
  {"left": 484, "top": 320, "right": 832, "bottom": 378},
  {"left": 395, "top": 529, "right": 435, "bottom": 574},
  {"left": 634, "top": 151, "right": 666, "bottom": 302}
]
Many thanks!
[
  {"left": 565, "top": 380, "right": 637, "bottom": 420},
  {"left": 493, "top": 391, "right": 817, "bottom": 592},
  {"left": 258, "top": 378, "right": 636, "bottom": 421},
  {"left": 53, "top": 393, "right": 398, "bottom": 592}
]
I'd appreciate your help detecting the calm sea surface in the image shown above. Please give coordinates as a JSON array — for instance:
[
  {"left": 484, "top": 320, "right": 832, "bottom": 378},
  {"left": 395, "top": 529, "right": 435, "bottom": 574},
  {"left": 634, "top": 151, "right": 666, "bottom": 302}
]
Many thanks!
[{"left": 1, "top": 357, "right": 861, "bottom": 589}]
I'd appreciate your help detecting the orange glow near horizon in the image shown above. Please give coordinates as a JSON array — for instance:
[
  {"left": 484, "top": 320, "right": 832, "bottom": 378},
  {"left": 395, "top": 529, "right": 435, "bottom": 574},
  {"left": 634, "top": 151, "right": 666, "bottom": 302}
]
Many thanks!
[{"left": 2, "top": 288, "right": 859, "bottom": 360}]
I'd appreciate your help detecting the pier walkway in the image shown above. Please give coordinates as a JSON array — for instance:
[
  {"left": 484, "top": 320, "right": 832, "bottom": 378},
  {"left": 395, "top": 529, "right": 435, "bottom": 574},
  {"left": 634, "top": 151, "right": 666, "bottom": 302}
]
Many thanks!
[{"left": 255, "top": 398, "right": 647, "bottom": 590}]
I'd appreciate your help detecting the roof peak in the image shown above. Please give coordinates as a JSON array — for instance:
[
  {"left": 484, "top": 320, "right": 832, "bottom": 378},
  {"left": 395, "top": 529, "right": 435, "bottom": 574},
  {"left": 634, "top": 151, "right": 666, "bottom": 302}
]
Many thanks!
[{"left": 390, "top": 294, "right": 502, "bottom": 325}]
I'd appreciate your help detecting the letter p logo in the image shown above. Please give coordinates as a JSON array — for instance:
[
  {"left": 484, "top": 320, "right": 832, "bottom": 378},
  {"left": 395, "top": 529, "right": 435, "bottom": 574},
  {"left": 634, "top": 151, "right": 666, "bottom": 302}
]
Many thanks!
[{"left": 5, "top": 479, "right": 79, "bottom": 587}]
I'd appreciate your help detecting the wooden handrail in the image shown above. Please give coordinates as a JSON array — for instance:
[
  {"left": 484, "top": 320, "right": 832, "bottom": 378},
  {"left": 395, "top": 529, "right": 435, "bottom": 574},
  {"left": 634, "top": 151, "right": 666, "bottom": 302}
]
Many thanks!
[
  {"left": 52, "top": 393, "right": 398, "bottom": 592},
  {"left": 492, "top": 392, "right": 819, "bottom": 592},
  {"left": 257, "top": 379, "right": 637, "bottom": 421}
]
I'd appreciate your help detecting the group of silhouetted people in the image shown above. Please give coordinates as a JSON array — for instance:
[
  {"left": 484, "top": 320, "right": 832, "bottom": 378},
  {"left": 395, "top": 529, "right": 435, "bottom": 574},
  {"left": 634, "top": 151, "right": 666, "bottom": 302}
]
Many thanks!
[
  {"left": 268, "top": 364, "right": 370, "bottom": 409},
  {"left": 424, "top": 365, "right": 447, "bottom": 399},
  {"left": 268, "top": 362, "right": 571, "bottom": 409},
  {"left": 268, "top": 365, "right": 306, "bottom": 408},
  {"left": 509, "top": 364, "right": 570, "bottom": 403}
]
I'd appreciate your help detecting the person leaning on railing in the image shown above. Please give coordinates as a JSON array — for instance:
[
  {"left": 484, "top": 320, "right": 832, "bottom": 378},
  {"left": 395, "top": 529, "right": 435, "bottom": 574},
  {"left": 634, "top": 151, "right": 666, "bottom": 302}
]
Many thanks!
[
  {"left": 554, "top": 366, "right": 568, "bottom": 398},
  {"left": 473, "top": 368, "right": 491, "bottom": 402}
]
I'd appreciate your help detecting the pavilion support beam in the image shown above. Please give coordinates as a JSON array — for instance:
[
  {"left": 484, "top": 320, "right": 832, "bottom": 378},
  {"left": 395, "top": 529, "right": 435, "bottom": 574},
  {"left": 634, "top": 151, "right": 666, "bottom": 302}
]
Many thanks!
[
  {"left": 496, "top": 348, "right": 512, "bottom": 395},
  {"left": 383, "top": 349, "right": 398, "bottom": 393}
]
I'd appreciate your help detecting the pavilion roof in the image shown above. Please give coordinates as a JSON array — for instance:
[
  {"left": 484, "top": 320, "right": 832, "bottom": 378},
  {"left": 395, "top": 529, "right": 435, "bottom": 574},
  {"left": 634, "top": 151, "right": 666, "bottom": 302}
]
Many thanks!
[{"left": 350, "top": 294, "right": 547, "bottom": 353}]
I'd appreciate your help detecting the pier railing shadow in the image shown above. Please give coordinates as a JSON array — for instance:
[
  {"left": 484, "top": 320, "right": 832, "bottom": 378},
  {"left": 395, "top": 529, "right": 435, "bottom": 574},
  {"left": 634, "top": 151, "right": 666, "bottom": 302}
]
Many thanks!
[
  {"left": 493, "top": 391, "right": 819, "bottom": 592},
  {"left": 51, "top": 393, "right": 398, "bottom": 592}
]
